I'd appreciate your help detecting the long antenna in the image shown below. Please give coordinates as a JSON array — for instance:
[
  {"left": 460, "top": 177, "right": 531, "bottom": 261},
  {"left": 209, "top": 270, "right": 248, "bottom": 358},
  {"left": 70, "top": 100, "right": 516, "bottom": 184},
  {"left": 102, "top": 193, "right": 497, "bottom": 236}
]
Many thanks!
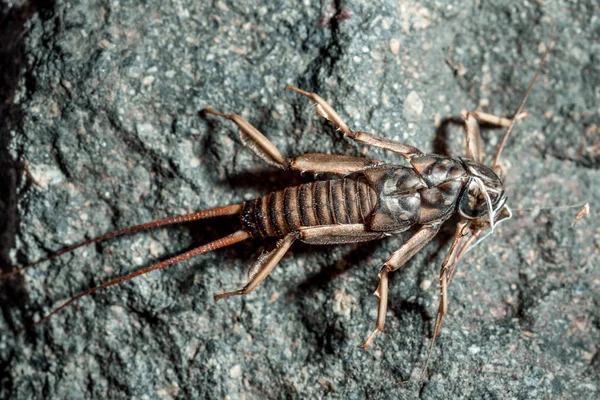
[{"left": 492, "top": 19, "right": 555, "bottom": 169}]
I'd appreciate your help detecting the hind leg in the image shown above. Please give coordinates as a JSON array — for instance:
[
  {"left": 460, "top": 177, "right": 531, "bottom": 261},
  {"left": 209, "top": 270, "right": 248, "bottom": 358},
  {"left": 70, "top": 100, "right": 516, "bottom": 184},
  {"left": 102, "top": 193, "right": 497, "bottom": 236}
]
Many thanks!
[
  {"left": 461, "top": 110, "right": 528, "bottom": 162},
  {"left": 214, "top": 224, "right": 382, "bottom": 301},
  {"left": 214, "top": 233, "right": 297, "bottom": 301},
  {"left": 205, "top": 108, "right": 382, "bottom": 174},
  {"left": 204, "top": 108, "right": 290, "bottom": 169},
  {"left": 361, "top": 224, "right": 441, "bottom": 349},
  {"left": 285, "top": 85, "right": 423, "bottom": 159}
]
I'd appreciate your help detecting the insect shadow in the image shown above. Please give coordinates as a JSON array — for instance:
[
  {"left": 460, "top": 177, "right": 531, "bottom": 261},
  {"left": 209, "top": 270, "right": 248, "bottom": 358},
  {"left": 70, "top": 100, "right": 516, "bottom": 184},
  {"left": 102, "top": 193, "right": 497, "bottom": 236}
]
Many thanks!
[
  {"left": 0, "top": 160, "right": 32, "bottom": 337},
  {"left": 0, "top": 0, "right": 58, "bottom": 338},
  {"left": 433, "top": 117, "right": 510, "bottom": 158}
]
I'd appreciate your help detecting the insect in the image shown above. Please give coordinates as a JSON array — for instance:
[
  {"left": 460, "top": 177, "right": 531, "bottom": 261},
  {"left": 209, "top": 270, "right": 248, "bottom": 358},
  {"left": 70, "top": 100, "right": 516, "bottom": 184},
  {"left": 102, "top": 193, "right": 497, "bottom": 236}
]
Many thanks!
[{"left": 2, "top": 28, "right": 552, "bottom": 380}]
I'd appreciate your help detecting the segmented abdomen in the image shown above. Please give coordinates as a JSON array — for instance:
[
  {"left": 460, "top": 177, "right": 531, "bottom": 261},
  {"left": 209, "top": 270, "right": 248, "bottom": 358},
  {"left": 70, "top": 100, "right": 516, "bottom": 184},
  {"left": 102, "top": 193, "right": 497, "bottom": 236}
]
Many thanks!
[{"left": 241, "top": 179, "right": 378, "bottom": 237}]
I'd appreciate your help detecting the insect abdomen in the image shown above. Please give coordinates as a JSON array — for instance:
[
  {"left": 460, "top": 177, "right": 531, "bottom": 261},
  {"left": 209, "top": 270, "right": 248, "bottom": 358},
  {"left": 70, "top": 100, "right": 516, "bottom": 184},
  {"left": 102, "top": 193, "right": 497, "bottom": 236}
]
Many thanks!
[{"left": 241, "top": 179, "right": 377, "bottom": 237}]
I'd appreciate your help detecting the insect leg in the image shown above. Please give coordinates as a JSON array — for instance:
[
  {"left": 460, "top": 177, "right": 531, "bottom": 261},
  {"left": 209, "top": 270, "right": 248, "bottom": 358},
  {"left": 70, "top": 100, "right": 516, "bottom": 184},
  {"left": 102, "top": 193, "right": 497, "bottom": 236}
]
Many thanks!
[
  {"left": 360, "top": 224, "right": 440, "bottom": 349},
  {"left": 462, "top": 112, "right": 484, "bottom": 162},
  {"left": 417, "top": 220, "right": 479, "bottom": 380},
  {"left": 204, "top": 108, "right": 382, "bottom": 174},
  {"left": 359, "top": 266, "right": 388, "bottom": 350},
  {"left": 203, "top": 108, "right": 290, "bottom": 169},
  {"left": 384, "top": 225, "right": 441, "bottom": 273},
  {"left": 465, "top": 111, "right": 529, "bottom": 128},
  {"left": 417, "top": 251, "right": 457, "bottom": 380},
  {"left": 462, "top": 111, "right": 529, "bottom": 162},
  {"left": 285, "top": 85, "right": 423, "bottom": 159},
  {"left": 290, "top": 153, "right": 382, "bottom": 175},
  {"left": 284, "top": 85, "right": 352, "bottom": 136},
  {"left": 431, "top": 221, "right": 473, "bottom": 337},
  {"left": 214, "top": 224, "right": 383, "bottom": 301},
  {"left": 213, "top": 232, "right": 296, "bottom": 301},
  {"left": 351, "top": 131, "right": 423, "bottom": 159},
  {"left": 298, "top": 224, "right": 384, "bottom": 245}
]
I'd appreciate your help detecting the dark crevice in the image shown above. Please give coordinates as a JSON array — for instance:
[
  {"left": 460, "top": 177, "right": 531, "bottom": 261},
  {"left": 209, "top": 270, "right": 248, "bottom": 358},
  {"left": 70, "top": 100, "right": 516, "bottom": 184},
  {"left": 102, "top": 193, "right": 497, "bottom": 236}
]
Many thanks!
[
  {"left": 298, "top": 0, "right": 352, "bottom": 94},
  {"left": 0, "top": 0, "right": 57, "bottom": 325},
  {"left": 50, "top": 130, "right": 75, "bottom": 180},
  {"left": 366, "top": 56, "right": 391, "bottom": 125},
  {"left": 514, "top": 272, "right": 535, "bottom": 330},
  {"left": 0, "top": 2, "right": 57, "bottom": 397}
]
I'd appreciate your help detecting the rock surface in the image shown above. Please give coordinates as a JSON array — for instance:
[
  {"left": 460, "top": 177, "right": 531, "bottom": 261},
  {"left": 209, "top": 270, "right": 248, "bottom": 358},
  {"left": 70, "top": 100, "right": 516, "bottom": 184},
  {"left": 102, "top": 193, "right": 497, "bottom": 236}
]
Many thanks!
[{"left": 1, "top": 0, "right": 598, "bottom": 398}]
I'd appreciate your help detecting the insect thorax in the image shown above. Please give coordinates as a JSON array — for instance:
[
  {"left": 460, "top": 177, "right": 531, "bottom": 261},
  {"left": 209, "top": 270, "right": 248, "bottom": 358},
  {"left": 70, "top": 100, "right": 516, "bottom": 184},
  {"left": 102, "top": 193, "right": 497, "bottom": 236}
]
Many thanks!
[{"left": 363, "top": 155, "right": 502, "bottom": 232}]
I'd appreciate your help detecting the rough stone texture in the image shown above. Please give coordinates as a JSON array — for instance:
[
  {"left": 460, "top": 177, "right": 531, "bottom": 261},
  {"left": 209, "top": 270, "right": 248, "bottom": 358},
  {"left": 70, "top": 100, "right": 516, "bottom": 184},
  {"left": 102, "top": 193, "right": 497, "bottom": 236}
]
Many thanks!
[{"left": 1, "top": 0, "right": 598, "bottom": 399}]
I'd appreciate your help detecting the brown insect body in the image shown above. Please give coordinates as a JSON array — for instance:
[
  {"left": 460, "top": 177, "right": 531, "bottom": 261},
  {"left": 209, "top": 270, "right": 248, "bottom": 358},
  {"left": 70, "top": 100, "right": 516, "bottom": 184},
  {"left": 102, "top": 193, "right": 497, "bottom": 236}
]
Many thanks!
[
  {"left": 241, "top": 178, "right": 379, "bottom": 241},
  {"left": 1, "top": 29, "right": 552, "bottom": 380},
  {"left": 242, "top": 154, "right": 505, "bottom": 242}
]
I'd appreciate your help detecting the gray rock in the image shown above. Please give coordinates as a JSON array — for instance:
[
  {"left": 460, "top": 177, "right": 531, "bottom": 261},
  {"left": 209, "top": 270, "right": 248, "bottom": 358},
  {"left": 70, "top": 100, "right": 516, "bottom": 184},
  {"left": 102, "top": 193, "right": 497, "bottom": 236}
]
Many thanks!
[{"left": 1, "top": 0, "right": 598, "bottom": 398}]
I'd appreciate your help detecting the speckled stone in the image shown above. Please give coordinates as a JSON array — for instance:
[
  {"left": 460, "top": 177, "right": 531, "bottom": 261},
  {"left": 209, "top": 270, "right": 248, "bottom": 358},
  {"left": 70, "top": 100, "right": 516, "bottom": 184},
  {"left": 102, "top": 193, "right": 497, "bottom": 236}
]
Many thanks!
[{"left": 1, "top": 1, "right": 598, "bottom": 399}]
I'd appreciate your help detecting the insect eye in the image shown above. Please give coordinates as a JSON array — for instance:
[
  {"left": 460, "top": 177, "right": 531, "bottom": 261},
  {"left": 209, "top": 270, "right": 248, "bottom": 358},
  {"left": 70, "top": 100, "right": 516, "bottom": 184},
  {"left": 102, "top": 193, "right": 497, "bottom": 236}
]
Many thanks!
[{"left": 458, "top": 179, "right": 490, "bottom": 219}]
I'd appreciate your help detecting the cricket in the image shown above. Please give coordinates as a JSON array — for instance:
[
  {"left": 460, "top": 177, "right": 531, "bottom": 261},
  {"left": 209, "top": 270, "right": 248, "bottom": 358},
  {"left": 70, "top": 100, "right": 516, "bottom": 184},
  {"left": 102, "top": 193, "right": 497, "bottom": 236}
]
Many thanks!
[{"left": 1, "top": 25, "right": 553, "bottom": 380}]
